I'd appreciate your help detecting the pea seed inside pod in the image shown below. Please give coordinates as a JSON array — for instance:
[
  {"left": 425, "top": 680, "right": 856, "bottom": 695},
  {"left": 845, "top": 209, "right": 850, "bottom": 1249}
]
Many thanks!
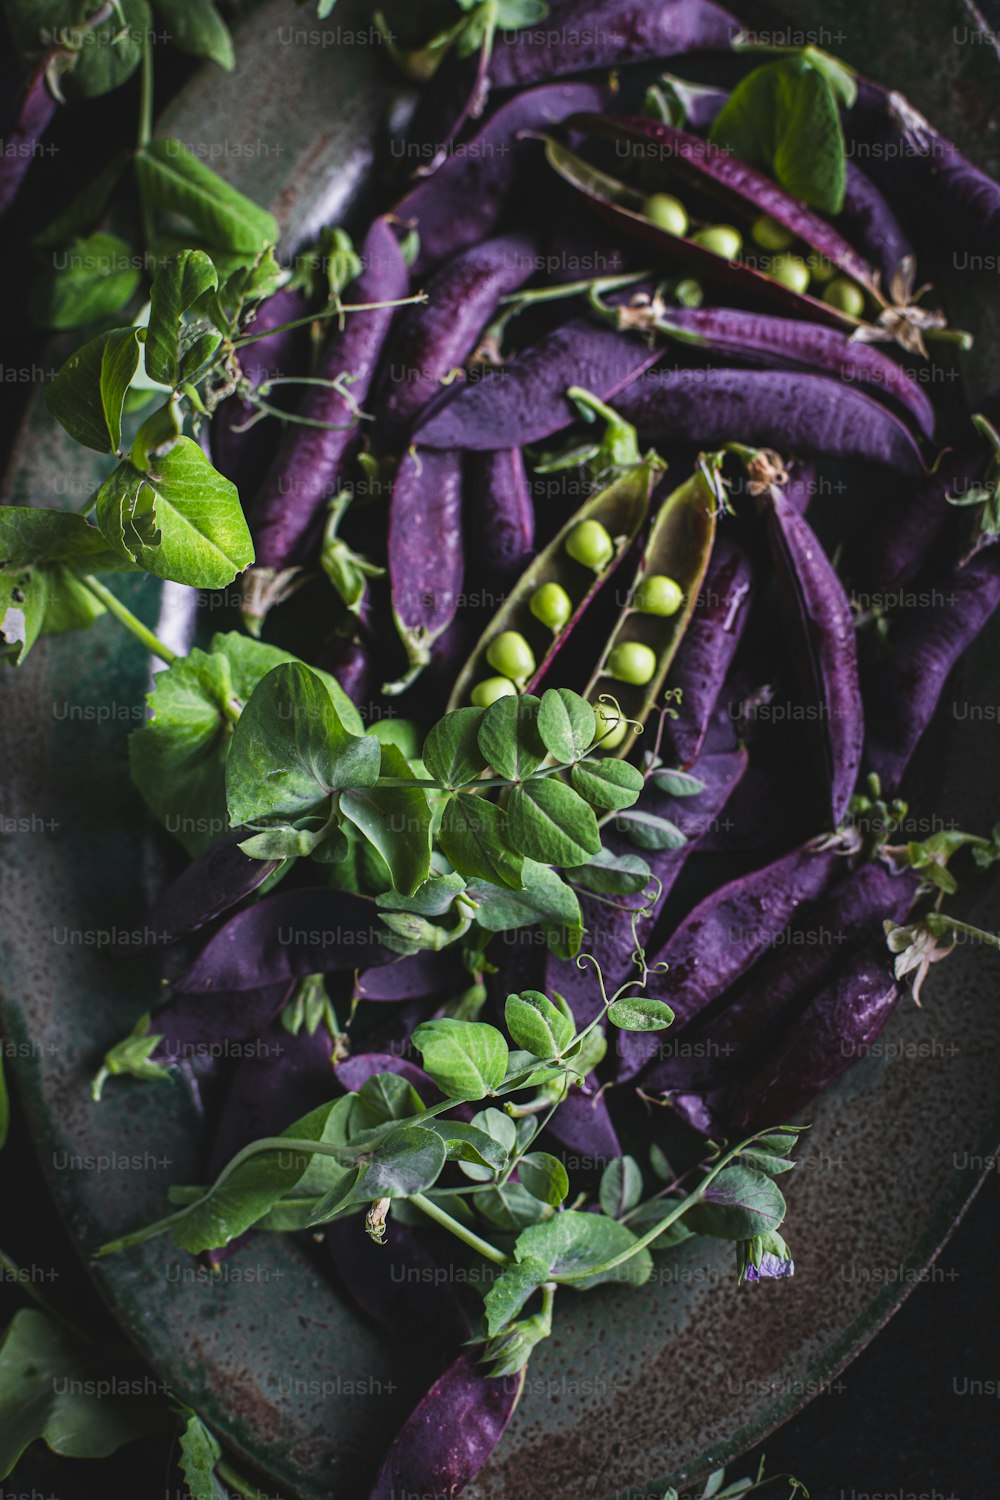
[
  {"left": 691, "top": 224, "right": 743, "bottom": 261},
  {"left": 823, "top": 277, "right": 866, "bottom": 317},
  {"left": 529, "top": 581, "right": 572, "bottom": 633},
  {"left": 486, "top": 630, "right": 536, "bottom": 683},
  {"left": 767, "top": 253, "right": 811, "bottom": 294},
  {"left": 807, "top": 253, "right": 836, "bottom": 284},
  {"left": 634, "top": 574, "right": 683, "bottom": 616},
  {"left": 607, "top": 641, "right": 657, "bottom": 685},
  {"left": 751, "top": 214, "right": 794, "bottom": 251},
  {"left": 642, "top": 192, "right": 689, "bottom": 236},
  {"left": 471, "top": 676, "right": 517, "bottom": 708},
  {"left": 673, "top": 278, "right": 703, "bottom": 309},
  {"left": 565, "top": 518, "right": 614, "bottom": 571}
]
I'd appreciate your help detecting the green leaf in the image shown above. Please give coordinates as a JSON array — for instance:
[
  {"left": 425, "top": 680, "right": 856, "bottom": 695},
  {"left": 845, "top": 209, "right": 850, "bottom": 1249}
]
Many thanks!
[
  {"left": 129, "top": 632, "right": 351, "bottom": 855},
  {"left": 422, "top": 707, "right": 488, "bottom": 787},
  {"left": 377, "top": 871, "right": 466, "bottom": 918},
  {"left": 354, "top": 1071, "right": 425, "bottom": 1128},
  {"left": 171, "top": 1101, "right": 344, "bottom": 1253},
  {"left": 426, "top": 1119, "right": 509, "bottom": 1171},
  {"left": 354, "top": 1125, "right": 447, "bottom": 1199},
  {"left": 153, "top": 0, "right": 235, "bottom": 68},
  {"left": 90, "top": 1012, "right": 171, "bottom": 1100},
  {"left": 570, "top": 757, "right": 644, "bottom": 812},
  {"left": 709, "top": 56, "right": 847, "bottom": 214},
  {"left": 340, "top": 742, "right": 433, "bottom": 898},
  {"left": 537, "top": 688, "right": 596, "bottom": 763},
  {"left": 570, "top": 848, "right": 652, "bottom": 896},
  {"left": 96, "top": 438, "right": 253, "bottom": 588},
  {"left": 599, "top": 1155, "right": 643, "bottom": 1218},
  {"left": 613, "top": 807, "right": 687, "bottom": 851},
  {"left": 438, "top": 793, "right": 524, "bottom": 889},
  {"left": 650, "top": 768, "right": 706, "bottom": 797},
  {"left": 469, "top": 859, "right": 582, "bottom": 948},
  {"left": 30, "top": 232, "right": 140, "bottom": 330},
  {"left": 504, "top": 989, "right": 575, "bottom": 1058},
  {"left": 737, "top": 1148, "right": 797, "bottom": 1177},
  {"left": 483, "top": 1256, "right": 549, "bottom": 1337},
  {"left": 177, "top": 1409, "right": 222, "bottom": 1500},
  {"left": 69, "top": 0, "right": 150, "bottom": 98},
  {"left": 46, "top": 326, "right": 145, "bottom": 453},
  {"left": 0, "top": 1309, "right": 157, "bottom": 1477},
  {"left": 146, "top": 250, "right": 219, "bottom": 387},
  {"left": 411, "top": 1018, "right": 508, "bottom": 1100},
  {"left": 518, "top": 1151, "right": 569, "bottom": 1205},
  {"left": 506, "top": 778, "right": 601, "bottom": 867},
  {"left": 477, "top": 1182, "right": 550, "bottom": 1232},
  {"left": 514, "top": 1210, "right": 652, "bottom": 1288},
  {"left": 477, "top": 693, "right": 546, "bottom": 780},
  {"left": 683, "top": 1166, "right": 786, "bottom": 1241},
  {"left": 226, "top": 661, "right": 378, "bottom": 826},
  {"left": 135, "top": 138, "right": 278, "bottom": 254},
  {"left": 607, "top": 996, "right": 675, "bottom": 1031}
]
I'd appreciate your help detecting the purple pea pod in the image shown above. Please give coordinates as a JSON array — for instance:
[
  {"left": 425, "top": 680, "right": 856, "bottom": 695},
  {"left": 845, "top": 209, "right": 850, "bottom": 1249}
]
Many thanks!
[
  {"left": 386, "top": 447, "right": 465, "bottom": 689},
  {"left": 488, "top": 0, "right": 740, "bottom": 89},
  {"left": 725, "top": 938, "right": 905, "bottom": 1131},
  {"left": 210, "top": 285, "right": 309, "bottom": 497},
  {"left": 616, "top": 839, "right": 845, "bottom": 1080},
  {"left": 661, "top": 531, "right": 754, "bottom": 767},
  {"left": 394, "top": 82, "right": 608, "bottom": 276},
  {"left": 243, "top": 219, "right": 407, "bottom": 617},
  {"left": 0, "top": 64, "right": 57, "bottom": 219},
  {"left": 613, "top": 368, "right": 926, "bottom": 474},
  {"left": 543, "top": 1076, "right": 621, "bottom": 1170},
  {"left": 545, "top": 748, "right": 747, "bottom": 1026},
  {"left": 841, "top": 162, "right": 914, "bottom": 285},
  {"left": 142, "top": 833, "right": 278, "bottom": 945},
  {"left": 842, "top": 439, "right": 987, "bottom": 598},
  {"left": 354, "top": 949, "right": 465, "bottom": 1003},
  {"left": 763, "top": 486, "right": 864, "bottom": 826},
  {"left": 172, "top": 888, "right": 391, "bottom": 994},
  {"left": 325, "top": 1217, "right": 470, "bottom": 1345},
  {"left": 846, "top": 77, "right": 1000, "bottom": 254},
  {"left": 373, "top": 233, "right": 539, "bottom": 448},
  {"left": 650, "top": 307, "right": 934, "bottom": 439},
  {"left": 643, "top": 861, "right": 920, "bottom": 1092},
  {"left": 149, "top": 981, "right": 295, "bottom": 1064},
  {"left": 368, "top": 1353, "right": 524, "bottom": 1500},
  {"left": 466, "top": 448, "right": 536, "bottom": 586},
  {"left": 863, "top": 543, "right": 1000, "bottom": 792},
  {"left": 414, "top": 318, "right": 662, "bottom": 450}
]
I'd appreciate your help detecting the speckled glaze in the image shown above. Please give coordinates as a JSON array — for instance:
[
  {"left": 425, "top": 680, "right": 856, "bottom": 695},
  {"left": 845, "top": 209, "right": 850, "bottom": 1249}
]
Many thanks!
[{"left": 1, "top": 2, "right": 999, "bottom": 1498}]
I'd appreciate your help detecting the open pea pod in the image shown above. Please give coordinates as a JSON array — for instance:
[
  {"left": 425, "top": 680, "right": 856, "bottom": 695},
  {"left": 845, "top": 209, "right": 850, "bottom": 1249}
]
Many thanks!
[
  {"left": 446, "top": 456, "right": 659, "bottom": 712},
  {"left": 584, "top": 454, "right": 722, "bottom": 756},
  {"left": 540, "top": 132, "right": 878, "bottom": 334}
]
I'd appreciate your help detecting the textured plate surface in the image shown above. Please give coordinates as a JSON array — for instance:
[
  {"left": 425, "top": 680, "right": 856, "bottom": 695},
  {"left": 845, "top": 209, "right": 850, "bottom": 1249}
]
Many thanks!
[{"left": 1, "top": 2, "right": 999, "bottom": 1498}]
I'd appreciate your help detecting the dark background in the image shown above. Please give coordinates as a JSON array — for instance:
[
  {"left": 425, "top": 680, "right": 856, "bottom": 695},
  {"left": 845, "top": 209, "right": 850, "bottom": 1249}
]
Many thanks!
[{"left": 2, "top": 17, "right": 1000, "bottom": 1500}]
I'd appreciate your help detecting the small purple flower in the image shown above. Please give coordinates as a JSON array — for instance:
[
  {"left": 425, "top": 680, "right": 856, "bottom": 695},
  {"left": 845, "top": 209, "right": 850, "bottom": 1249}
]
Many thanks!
[{"left": 744, "top": 1251, "right": 795, "bottom": 1282}]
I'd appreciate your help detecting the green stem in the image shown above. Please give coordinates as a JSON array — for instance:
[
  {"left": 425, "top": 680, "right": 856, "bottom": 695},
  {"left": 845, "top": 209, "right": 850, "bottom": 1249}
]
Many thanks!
[
  {"left": 79, "top": 576, "right": 177, "bottom": 666},
  {"left": 233, "top": 295, "right": 426, "bottom": 347},
  {"left": 216, "top": 1459, "right": 273, "bottom": 1500},
  {"left": 136, "top": 36, "right": 153, "bottom": 150},
  {"left": 409, "top": 1193, "right": 511, "bottom": 1266}
]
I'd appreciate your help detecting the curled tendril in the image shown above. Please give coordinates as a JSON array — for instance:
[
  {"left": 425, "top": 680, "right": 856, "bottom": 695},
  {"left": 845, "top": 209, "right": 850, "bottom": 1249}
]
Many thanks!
[
  {"left": 575, "top": 951, "right": 610, "bottom": 1009},
  {"left": 596, "top": 693, "right": 644, "bottom": 740}
]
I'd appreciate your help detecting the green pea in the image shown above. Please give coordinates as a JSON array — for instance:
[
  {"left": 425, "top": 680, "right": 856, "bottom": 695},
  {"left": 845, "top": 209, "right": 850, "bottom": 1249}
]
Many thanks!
[
  {"left": 634, "top": 574, "right": 683, "bottom": 616},
  {"left": 593, "top": 705, "right": 630, "bottom": 749},
  {"left": 807, "top": 254, "right": 836, "bottom": 284},
  {"left": 768, "top": 253, "right": 811, "bottom": 295},
  {"left": 607, "top": 641, "right": 658, "bottom": 686},
  {"left": 823, "top": 277, "right": 866, "bottom": 317},
  {"left": 565, "top": 519, "right": 614, "bottom": 571},
  {"left": 471, "top": 676, "right": 518, "bottom": 708},
  {"left": 642, "top": 192, "right": 689, "bottom": 236},
  {"left": 691, "top": 224, "right": 743, "bottom": 261},
  {"left": 673, "top": 278, "right": 703, "bottom": 309},
  {"left": 751, "top": 214, "right": 794, "bottom": 251},
  {"left": 529, "top": 581, "right": 573, "bottom": 633},
  {"left": 486, "top": 630, "right": 536, "bottom": 684}
]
